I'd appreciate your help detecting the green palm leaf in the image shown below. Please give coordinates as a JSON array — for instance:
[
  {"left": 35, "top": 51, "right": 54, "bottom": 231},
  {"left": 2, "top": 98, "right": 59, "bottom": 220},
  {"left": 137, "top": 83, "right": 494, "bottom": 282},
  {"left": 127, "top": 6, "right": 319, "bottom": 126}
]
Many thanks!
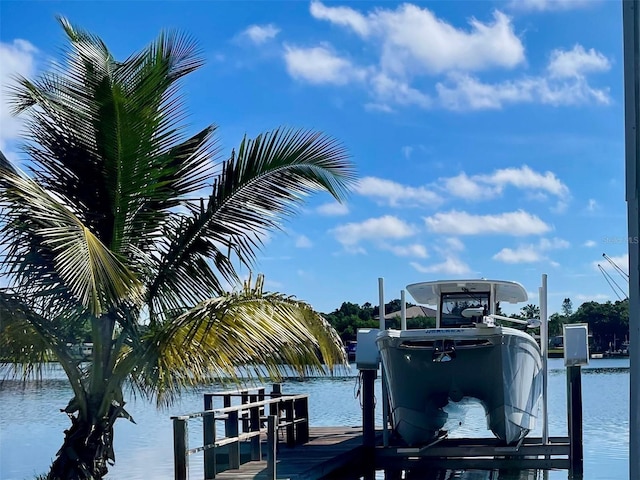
[
  {"left": 9, "top": 17, "right": 213, "bottom": 257},
  {"left": 147, "top": 128, "right": 355, "bottom": 316},
  {"left": 0, "top": 169, "right": 143, "bottom": 315},
  {"left": 130, "top": 274, "right": 348, "bottom": 405}
]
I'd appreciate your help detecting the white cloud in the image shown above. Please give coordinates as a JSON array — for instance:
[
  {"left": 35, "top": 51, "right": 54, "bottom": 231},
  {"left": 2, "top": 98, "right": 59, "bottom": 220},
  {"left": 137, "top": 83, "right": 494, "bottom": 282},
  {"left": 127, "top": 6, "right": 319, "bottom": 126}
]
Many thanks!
[
  {"left": 493, "top": 246, "right": 542, "bottom": 263},
  {"left": 483, "top": 166, "right": 570, "bottom": 198},
  {"left": 310, "top": 1, "right": 370, "bottom": 37},
  {"left": 0, "top": 39, "right": 38, "bottom": 153},
  {"left": 442, "top": 172, "right": 499, "bottom": 200},
  {"left": 283, "top": 44, "right": 366, "bottom": 85},
  {"left": 382, "top": 243, "right": 428, "bottom": 258},
  {"left": 493, "top": 236, "right": 569, "bottom": 264},
  {"left": 437, "top": 45, "right": 611, "bottom": 110},
  {"left": 370, "top": 72, "right": 431, "bottom": 109},
  {"left": 354, "top": 176, "right": 442, "bottom": 207},
  {"left": 510, "top": 0, "right": 596, "bottom": 12},
  {"left": 295, "top": 235, "right": 313, "bottom": 248},
  {"left": 410, "top": 256, "right": 471, "bottom": 276},
  {"left": 548, "top": 45, "right": 610, "bottom": 78},
  {"left": 311, "top": 3, "right": 524, "bottom": 75},
  {"left": 538, "top": 237, "right": 570, "bottom": 249},
  {"left": 424, "top": 210, "right": 551, "bottom": 236},
  {"left": 583, "top": 240, "right": 597, "bottom": 247},
  {"left": 379, "top": 8, "right": 523, "bottom": 75},
  {"left": 331, "top": 215, "right": 417, "bottom": 247},
  {"left": 436, "top": 71, "right": 610, "bottom": 110},
  {"left": 575, "top": 293, "right": 613, "bottom": 303},
  {"left": 238, "top": 24, "right": 280, "bottom": 44},
  {"left": 401, "top": 146, "right": 413, "bottom": 159},
  {"left": 287, "top": 4, "right": 611, "bottom": 111},
  {"left": 316, "top": 201, "right": 349, "bottom": 216},
  {"left": 444, "top": 237, "right": 465, "bottom": 251}
]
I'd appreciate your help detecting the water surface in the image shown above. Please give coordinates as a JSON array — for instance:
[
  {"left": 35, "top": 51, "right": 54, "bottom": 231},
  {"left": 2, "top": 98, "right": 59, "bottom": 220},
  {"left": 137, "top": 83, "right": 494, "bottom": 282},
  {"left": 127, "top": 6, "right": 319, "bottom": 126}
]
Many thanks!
[{"left": 0, "top": 358, "right": 630, "bottom": 480}]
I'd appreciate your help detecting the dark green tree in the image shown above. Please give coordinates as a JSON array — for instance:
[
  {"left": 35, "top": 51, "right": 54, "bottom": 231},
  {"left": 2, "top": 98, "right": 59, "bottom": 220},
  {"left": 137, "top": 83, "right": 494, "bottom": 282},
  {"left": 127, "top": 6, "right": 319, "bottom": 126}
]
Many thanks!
[
  {"left": 571, "top": 300, "right": 629, "bottom": 351},
  {"left": 520, "top": 304, "right": 540, "bottom": 319},
  {"left": 548, "top": 312, "right": 567, "bottom": 337}
]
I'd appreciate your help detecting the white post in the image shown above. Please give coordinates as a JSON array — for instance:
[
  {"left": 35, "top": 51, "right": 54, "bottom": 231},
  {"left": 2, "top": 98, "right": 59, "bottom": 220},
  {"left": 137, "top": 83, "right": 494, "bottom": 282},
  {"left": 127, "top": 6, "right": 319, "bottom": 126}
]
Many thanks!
[
  {"left": 623, "top": 2, "right": 640, "bottom": 478},
  {"left": 540, "top": 275, "right": 549, "bottom": 445},
  {"left": 490, "top": 283, "right": 496, "bottom": 315},
  {"left": 378, "top": 278, "right": 389, "bottom": 446},
  {"left": 401, "top": 290, "right": 407, "bottom": 330}
]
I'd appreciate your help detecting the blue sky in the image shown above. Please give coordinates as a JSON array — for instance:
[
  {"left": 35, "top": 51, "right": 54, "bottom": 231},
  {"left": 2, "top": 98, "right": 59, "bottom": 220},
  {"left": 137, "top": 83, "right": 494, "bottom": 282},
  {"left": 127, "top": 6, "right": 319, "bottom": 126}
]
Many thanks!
[{"left": 0, "top": 1, "right": 630, "bottom": 316}]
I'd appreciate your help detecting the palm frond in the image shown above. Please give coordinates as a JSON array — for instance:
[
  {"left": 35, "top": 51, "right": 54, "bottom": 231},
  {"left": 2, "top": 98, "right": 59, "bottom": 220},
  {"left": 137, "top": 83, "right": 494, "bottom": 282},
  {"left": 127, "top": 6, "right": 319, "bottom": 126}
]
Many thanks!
[
  {"left": 0, "top": 150, "right": 16, "bottom": 174},
  {"left": 129, "top": 274, "right": 347, "bottom": 406},
  {"left": 0, "top": 301, "right": 54, "bottom": 375},
  {"left": 206, "top": 128, "right": 355, "bottom": 263},
  {"left": 147, "top": 128, "right": 355, "bottom": 313},
  {"left": 0, "top": 292, "right": 87, "bottom": 407},
  {"left": 8, "top": 17, "right": 214, "bottom": 259},
  {"left": 0, "top": 170, "right": 143, "bottom": 315}
]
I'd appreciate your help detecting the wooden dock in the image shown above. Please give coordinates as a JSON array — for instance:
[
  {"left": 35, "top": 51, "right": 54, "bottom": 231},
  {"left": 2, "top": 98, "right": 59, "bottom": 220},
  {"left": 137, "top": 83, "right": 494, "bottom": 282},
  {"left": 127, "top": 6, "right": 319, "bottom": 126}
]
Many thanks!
[
  {"left": 215, "top": 426, "right": 366, "bottom": 479},
  {"left": 172, "top": 374, "right": 582, "bottom": 479}
]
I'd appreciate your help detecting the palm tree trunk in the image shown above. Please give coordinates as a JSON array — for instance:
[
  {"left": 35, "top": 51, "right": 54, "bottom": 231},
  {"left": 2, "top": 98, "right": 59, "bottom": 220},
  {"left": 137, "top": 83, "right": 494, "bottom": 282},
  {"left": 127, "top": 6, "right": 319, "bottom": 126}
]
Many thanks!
[
  {"left": 48, "top": 314, "right": 119, "bottom": 479},
  {"left": 47, "top": 405, "right": 116, "bottom": 479}
]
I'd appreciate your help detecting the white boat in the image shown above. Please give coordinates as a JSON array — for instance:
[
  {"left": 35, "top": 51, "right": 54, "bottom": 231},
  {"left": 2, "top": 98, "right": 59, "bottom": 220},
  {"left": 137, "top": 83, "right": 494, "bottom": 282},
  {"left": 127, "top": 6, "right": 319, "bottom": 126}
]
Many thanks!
[{"left": 376, "top": 279, "right": 543, "bottom": 446}]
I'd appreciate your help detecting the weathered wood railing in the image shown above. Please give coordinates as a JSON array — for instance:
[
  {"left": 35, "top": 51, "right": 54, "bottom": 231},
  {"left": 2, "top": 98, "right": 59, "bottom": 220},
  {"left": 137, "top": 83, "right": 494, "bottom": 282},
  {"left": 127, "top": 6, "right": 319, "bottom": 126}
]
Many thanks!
[{"left": 172, "top": 384, "right": 309, "bottom": 480}]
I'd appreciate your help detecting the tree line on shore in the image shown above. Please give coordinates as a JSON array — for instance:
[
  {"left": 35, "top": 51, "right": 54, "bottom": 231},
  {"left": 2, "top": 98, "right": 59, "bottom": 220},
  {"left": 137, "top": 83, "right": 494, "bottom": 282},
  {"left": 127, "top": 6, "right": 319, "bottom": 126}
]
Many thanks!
[{"left": 323, "top": 297, "right": 630, "bottom": 352}]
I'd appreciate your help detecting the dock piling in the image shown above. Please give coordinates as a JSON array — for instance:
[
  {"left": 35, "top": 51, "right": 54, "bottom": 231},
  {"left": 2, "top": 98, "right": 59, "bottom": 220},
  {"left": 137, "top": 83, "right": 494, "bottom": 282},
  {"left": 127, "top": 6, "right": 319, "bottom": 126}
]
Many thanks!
[
  {"left": 362, "top": 369, "right": 376, "bottom": 448},
  {"left": 203, "top": 411, "right": 216, "bottom": 478},
  {"left": 203, "top": 394, "right": 216, "bottom": 478},
  {"left": 173, "top": 416, "right": 188, "bottom": 480},
  {"left": 266, "top": 415, "right": 278, "bottom": 480},
  {"left": 567, "top": 365, "right": 584, "bottom": 476},
  {"left": 249, "top": 395, "right": 261, "bottom": 461},
  {"left": 226, "top": 410, "right": 240, "bottom": 469},
  {"left": 294, "top": 396, "right": 310, "bottom": 444}
]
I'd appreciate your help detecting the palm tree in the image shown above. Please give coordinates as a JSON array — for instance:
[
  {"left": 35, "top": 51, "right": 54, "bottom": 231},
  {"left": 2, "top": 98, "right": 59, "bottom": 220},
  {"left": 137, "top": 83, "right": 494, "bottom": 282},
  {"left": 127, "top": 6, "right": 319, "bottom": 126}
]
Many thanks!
[{"left": 0, "top": 18, "right": 355, "bottom": 480}]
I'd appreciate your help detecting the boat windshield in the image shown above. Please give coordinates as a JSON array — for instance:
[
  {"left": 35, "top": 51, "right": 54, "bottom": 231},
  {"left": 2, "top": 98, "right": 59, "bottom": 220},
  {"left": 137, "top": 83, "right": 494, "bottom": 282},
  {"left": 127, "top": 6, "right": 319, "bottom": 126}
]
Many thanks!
[{"left": 440, "top": 291, "right": 490, "bottom": 327}]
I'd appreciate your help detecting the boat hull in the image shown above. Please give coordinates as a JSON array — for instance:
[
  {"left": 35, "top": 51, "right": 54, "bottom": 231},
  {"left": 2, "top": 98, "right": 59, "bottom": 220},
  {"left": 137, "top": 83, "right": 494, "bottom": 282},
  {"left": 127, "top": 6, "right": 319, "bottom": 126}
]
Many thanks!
[{"left": 377, "top": 326, "right": 542, "bottom": 446}]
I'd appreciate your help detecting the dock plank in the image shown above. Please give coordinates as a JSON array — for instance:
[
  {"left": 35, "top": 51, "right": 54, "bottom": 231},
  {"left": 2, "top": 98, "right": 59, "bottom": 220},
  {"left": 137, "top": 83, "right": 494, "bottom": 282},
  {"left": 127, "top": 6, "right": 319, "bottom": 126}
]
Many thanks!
[
  {"left": 210, "top": 429, "right": 572, "bottom": 479},
  {"left": 215, "top": 426, "right": 365, "bottom": 480}
]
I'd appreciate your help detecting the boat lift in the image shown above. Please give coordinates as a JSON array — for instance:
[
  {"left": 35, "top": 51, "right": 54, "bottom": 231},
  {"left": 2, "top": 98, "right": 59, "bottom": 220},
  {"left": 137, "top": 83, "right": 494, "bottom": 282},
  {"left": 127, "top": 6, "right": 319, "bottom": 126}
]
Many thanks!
[
  {"left": 598, "top": 253, "right": 630, "bottom": 301},
  {"left": 355, "top": 274, "right": 585, "bottom": 476}
]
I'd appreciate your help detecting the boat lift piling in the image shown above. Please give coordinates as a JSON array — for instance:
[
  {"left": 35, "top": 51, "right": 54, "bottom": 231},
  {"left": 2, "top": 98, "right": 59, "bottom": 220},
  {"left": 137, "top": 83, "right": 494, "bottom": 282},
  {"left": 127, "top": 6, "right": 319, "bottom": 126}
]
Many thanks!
[
  {"left": 567, "top": 365, "right": 584, "bottom": 476},
  {"left": 563, "top": 323, "right": 589, "bottom": 476},
  {"left": 540, "top": 274, "right": 549, "bottom": 445},
  {"left": 356, "top": 275, "right": 584, "bottom": 476},
  {"left": 378, "top": 278, "right": 390, "bottom": 447},
  {"left": 400, "top": 289, "right": 407, "bottom": 331},
  {"left": 623, "top": 2, "right": 640, "bottom": 479}
]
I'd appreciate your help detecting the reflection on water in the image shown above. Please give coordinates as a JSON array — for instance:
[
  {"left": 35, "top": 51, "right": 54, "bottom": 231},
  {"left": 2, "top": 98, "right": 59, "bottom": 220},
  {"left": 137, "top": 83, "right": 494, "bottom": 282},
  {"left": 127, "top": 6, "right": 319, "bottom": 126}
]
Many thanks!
[
  {"left": 0, "top": 358, "right": 630, "bottom": 480},
  {"left": 388, "top": 468, "right": 543, "bottom": 480},
  {"left": 339, "top": 467, "right": 554, "bottom": 480}
]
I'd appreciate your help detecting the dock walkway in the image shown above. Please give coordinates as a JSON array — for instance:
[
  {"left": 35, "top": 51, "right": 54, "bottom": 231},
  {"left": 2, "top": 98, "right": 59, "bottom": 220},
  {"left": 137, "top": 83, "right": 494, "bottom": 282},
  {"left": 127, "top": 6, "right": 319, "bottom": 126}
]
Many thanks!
[{"left": 215, "top": 426, "right": 365, "bottom": 480}]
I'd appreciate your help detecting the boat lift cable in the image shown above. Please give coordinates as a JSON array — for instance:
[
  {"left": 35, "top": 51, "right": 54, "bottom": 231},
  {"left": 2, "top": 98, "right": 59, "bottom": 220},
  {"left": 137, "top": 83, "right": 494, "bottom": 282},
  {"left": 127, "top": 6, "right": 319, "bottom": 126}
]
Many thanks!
[
  {"left": 598, "top": 264, "right": 628, "bottom": 301},
  {"left": 603, "top": 253, "right": 630, "bottom": 280}
]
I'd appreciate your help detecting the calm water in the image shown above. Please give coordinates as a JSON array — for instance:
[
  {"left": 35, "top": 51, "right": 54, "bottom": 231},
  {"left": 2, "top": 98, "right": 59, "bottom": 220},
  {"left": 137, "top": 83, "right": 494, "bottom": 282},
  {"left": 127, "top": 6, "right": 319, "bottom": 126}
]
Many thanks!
[{"left": 0, "top": 358, "right": 630, "bottom": 480}]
